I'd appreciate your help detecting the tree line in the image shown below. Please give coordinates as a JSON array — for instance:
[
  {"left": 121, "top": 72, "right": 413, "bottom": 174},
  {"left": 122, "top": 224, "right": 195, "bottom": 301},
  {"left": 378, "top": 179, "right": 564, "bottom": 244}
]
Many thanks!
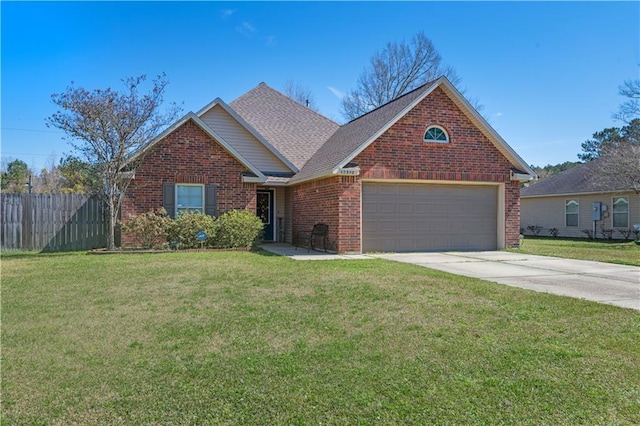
[{"left": 1, "top": 155, "right": 99, "bottom": 194}]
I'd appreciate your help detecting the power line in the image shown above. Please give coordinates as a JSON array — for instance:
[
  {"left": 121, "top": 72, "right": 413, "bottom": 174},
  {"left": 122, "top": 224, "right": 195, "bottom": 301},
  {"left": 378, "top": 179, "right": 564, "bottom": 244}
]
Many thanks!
[
  {"left": 1, "top": 152, "right": 62, "bottom": 157},
  {"left": 1, "top": 127, "right": 64, "bottom": 134}
]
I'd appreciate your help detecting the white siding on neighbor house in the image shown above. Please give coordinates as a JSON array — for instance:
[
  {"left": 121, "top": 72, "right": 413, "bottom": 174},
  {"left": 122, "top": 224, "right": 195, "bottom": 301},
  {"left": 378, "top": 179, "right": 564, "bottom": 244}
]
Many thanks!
[
  {"left": 200, "top": 105, "right": 291, "bottom": 173},
  {"left": 521, "top": 191, "right": 640, "bottom": 239}
]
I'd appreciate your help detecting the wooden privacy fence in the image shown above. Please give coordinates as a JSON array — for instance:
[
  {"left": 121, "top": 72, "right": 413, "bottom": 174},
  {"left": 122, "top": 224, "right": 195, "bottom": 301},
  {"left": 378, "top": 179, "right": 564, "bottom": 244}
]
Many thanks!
[{"left": 1, "top": 193, "right": 107, "bottom": 251}]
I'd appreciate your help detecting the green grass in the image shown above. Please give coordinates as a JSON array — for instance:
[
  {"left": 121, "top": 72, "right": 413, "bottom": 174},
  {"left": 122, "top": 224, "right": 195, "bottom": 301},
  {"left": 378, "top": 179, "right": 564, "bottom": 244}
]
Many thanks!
[
  {"left": 2, "top": 251, "right": 639, "bottom": 424},
  {"left": 513, "top": 237, "right": 640, "bottom": 266}
]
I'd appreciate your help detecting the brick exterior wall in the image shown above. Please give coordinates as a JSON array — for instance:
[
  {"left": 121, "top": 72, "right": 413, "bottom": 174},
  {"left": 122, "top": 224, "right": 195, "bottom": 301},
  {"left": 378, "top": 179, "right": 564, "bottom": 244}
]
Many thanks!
[
  {"left": 291, "top": 176, "right": 361, "bottom": 253},
  {"left": 121, "top": 119, "right": 257, "bottom": 246},
  {"left": 292, "top": 86, "right": 521, "bottom": 252},
  {"left": 504, "top": 182, "right": 521, "bottom": 248}
]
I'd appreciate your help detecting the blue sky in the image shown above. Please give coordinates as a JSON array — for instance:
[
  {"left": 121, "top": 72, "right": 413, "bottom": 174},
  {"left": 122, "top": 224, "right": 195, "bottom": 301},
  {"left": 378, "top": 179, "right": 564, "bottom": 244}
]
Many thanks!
[{"left": 2, "top": 1, "right": 638, "bottom": 172}]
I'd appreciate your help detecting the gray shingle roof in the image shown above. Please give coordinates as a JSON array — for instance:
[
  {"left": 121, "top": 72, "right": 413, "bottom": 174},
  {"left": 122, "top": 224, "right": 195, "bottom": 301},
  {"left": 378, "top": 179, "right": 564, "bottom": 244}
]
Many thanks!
[
  {"left": 289, "top": 80, "right": 438, "bottom": 184},
  {"left": 229, "top": 83, "right": 340, "bottom": 171},
  {"left": 521, "top": 160, "right": 626, "bottom": 197}
]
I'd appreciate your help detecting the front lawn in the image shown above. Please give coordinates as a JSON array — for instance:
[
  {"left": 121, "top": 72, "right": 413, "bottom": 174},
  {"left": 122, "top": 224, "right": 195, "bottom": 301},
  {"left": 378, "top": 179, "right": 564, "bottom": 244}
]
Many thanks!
[
  {"left": 513, "top": 237, "right": 640, "bottom": 266},
  {"left": 2, "top": 251, "right": 639, "bottom": 424}
]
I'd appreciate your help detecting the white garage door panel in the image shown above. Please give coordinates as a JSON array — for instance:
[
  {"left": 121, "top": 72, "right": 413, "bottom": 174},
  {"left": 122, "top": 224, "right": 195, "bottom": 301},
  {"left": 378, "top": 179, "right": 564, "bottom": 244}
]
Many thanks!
[{"left": 362, "top": 183, "right": 498, "bottom": 252}]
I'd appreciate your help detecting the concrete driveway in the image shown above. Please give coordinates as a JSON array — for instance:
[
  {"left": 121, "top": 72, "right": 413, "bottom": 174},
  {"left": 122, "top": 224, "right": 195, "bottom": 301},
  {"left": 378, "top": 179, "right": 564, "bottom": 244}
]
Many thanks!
[{"left": 373, "top": 251, "right": 640, "bottom": 310}]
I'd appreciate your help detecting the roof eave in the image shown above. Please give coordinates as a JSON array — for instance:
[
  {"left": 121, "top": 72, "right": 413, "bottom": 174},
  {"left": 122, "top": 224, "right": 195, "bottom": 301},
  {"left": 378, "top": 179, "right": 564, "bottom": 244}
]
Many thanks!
[
  {"left": 510, "top": 170, "right": 537, "bottom": 182},
  {"left": 522, "top": 189, "right": 637, "bottom": 198},
  {"left": 242, "top": 175, "right": 266, "bottom": 184},
  {"left": 287, "top": 168, "right": 336, "bottom": 186}
]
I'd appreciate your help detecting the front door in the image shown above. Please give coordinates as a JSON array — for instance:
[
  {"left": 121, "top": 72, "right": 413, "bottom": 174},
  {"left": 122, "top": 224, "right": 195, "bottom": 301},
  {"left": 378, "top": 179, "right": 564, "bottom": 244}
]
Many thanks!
[{"left": 256, "top": 189, "right": 275, "bottom": 241}]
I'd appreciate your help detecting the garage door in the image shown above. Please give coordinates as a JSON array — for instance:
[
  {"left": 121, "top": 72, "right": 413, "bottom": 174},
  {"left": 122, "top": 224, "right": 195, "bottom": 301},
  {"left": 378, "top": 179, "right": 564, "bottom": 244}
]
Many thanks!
[{"left": 362, "top": 183, "right": 498, "bottom": 252}]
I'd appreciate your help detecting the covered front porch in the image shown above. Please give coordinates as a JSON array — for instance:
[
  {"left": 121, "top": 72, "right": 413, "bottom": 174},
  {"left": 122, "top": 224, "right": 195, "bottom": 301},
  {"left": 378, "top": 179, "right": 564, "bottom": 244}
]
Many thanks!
[{"left": 256, "top": 184, "right": 291, "bottom": 243}]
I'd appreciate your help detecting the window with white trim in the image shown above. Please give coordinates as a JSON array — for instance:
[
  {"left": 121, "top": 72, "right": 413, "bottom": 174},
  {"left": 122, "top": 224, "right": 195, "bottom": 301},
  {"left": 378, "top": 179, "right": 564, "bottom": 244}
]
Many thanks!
[
  {"left": 176, "top": 184, "right": 204, "bottom": 216},
  {"left": 424, "top": 125, "right": 449, "bottom": 143},
  {"left": 565, "top": 199, "right": 579, "bottom": 227},
  {"left": 612, "top": 197, "right": 629, "bottom": 228}
]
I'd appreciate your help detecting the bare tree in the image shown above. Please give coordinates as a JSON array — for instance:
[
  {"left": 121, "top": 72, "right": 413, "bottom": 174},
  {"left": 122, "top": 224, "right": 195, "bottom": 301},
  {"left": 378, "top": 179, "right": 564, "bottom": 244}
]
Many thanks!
[
  {"left": 340, "top": 32, "right": 462, "bottom": 120},
  {"left": 593, "top": 134, "right": 640, "bottom": 193},
  {"left": 36, "top": 155, "right": 64, "bottom": 193},
  {"left": 282, "top": 80, "right": 318, "bottom": 111},
  {"left": 588, "top": 79, "right": 640, "bottom": 193},
  {"left": 613, "top": 79, "right": 640, "bottom": 124},
  {"left": 47, "top": 74, "right": 181, "bottom": 250},
  {"left": 588, "top": 118, "right": 640, "bottom": 193}
]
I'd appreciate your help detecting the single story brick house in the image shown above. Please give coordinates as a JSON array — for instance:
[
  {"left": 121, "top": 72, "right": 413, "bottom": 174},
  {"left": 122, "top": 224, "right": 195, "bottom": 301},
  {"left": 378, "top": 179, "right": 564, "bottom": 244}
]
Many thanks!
[
  {"left": 521, "top": 161, "right": 640, "bottom": 238},
  {"left": 122, "top": 76, "right": 536, "bottom": 253}
]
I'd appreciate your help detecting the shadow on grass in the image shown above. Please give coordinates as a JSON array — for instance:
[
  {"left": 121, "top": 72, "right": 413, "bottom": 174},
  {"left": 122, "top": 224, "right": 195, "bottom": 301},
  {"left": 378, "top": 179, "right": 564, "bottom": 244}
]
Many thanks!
[
  {"left": 251, "top": 248, "right": 281, "bottom": 257},
  {"left": 1, "top": 250, "right": 90, "bottom": 260}
]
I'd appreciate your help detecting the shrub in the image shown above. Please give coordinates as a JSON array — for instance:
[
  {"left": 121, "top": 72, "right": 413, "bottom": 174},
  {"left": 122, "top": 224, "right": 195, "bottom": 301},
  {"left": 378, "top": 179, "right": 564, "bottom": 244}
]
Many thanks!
[
  {"left": 213, "top": 209, "right": 264, "bottom": 249},
  {"left": 599, "top": 227, "right": 614, "bottom": 241},
  {"left": 581, "top": 229, "right": 594, "bottom": 239},
  {"left": 548, "top": 228, "right": 560, "bottom": 238},
  {"left": 167, "top": 213, "right": 217, "bottom": 249},
  {"left": 526, "top": 225, "right": 543, "bottom": 236},
  {"left": 617, "top": 228, "right": 634, "bottom": 240},
  {"left": 121, "top": 208, "right": 171, "bottom": 249}
]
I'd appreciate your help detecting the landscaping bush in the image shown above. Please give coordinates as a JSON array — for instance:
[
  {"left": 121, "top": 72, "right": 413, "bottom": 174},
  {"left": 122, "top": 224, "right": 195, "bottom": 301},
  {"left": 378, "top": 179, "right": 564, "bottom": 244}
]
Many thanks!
[
  {"left": 548, "top": 227, "right": 560, "bottom": 238},
  {"left": 618, "top": 228, "right": 634, "bottom": 240},
  {"left": 167, "top": 213, "right": 217, "bottom": 249},
  {"left": 213, "top": 209, "right": 264, "bottom": 249},
  {"left": 121, "top": 208, "right": 171, "bottom": 249},
  {"left": 526, "top": 225, "right": 543, "bottom": 236},
  {"left": 123, "top": 208, "right": 263, "bottom": 250},
  {"left": 581, "top": 229, "right": 594, "bottom": 239},
  {"left": 599, "top": 227, "right": 614, "bottom": 241}
]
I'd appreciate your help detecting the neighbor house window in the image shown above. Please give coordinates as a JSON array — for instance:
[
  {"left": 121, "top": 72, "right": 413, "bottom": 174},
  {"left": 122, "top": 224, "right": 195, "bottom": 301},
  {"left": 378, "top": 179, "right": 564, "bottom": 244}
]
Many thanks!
[
  {"left": 424, "top": 125, "right": 449, "bottom": 143},
  {"left": 612, "top": 197, "right": 629, "bottom": 228},
  {"left": 565, "top": 199, "right": 579, "bottom": 227},
  {"left": 176, "top": 184, "right": 204, "bottom": 216}
]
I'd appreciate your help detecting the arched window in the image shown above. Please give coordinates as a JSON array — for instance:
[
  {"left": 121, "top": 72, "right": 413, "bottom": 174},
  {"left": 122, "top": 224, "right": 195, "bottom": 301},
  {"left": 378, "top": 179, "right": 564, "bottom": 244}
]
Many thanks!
[{"left": 424, "top": 125, "right": 449, "bottom": 143}]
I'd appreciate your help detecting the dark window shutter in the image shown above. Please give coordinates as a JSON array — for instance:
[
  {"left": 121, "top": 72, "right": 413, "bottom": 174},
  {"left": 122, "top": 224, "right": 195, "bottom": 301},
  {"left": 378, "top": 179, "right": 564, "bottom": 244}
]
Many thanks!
[
  {"left": 205, "top": 185, "right": 217, "bottom": 217},
  {"left": 163, "top": 183, "right": 175, "bottom": 219}
]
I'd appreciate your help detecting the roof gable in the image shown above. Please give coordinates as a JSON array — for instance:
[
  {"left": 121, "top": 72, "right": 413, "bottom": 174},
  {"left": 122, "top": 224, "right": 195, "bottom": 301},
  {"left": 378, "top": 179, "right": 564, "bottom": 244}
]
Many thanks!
[
  {"left": 133, "top": 112, "right": 266, "bottom": 182},
  {"left": 229, "top": 83, "right": 340, "bottom": 170},
  {"left": 289, "top": 76, "right": 537, "bottom": 185},
  {"left": 197, "top": 97, "right": 297, "bottom": 172}
]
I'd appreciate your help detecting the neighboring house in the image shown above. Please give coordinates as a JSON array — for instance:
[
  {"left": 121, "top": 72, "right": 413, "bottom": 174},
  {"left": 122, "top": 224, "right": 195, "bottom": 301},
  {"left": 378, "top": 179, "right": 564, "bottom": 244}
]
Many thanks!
[
  {"left": 521, "top": 160, "right": 640, "bottom": 238},
  {"left": 122, "top": 76, "right": 536, "bottom": 253}
]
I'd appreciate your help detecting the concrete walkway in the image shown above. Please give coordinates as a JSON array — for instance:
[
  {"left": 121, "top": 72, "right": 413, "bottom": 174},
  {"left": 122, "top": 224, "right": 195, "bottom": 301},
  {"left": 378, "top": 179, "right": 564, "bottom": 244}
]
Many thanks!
[
  {"left": 259, "top": 243, "right": 372, "bottom": 261},
  {"left": 374, "top": 251, "right": 640, "bottom": 310}
]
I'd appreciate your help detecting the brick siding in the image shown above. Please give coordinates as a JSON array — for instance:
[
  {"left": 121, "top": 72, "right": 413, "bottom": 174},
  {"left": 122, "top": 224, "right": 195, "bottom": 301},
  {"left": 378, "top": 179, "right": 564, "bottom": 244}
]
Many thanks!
[
  {"left": 291, "top": 176, "right": 361, "bottom": 253},
  {"left": 121, "top": 119, "right": 257, "bottom": 246}
]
